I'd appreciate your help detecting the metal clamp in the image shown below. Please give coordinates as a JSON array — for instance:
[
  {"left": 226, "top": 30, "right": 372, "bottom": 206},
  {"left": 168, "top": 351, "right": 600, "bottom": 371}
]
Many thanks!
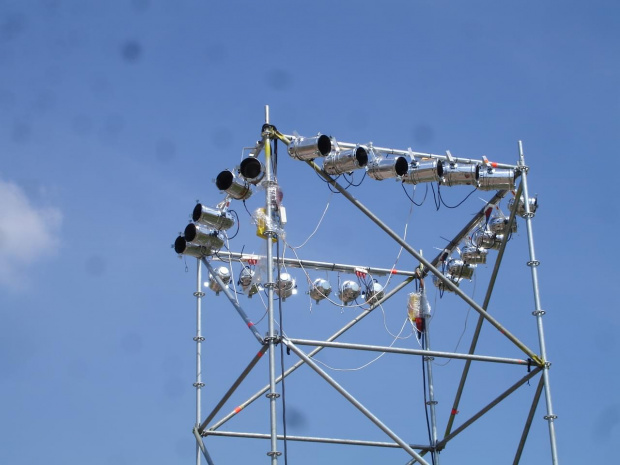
[
  {"left": 193, "top": 336, "right": 205, "bottom": 342},
  {"left": 263, "top": 282, "right": 276, "bottom": 290},
  {"left": 523, "top": 212, "right": 535, "bottom": 218},
  {"left": 532, "top": 310, "right": 546, "bottom": 316},
  {"left": 193, "top": 382, "right": 205, "bottom": 388},
  {"left": 193, "top": 291, "right": 205, "bottom": 297},
  {"left": 423, "top": 356, "right": 435, "bottom": 362},
  {"left": 266, "top": 392, "right": 280, "bottom": 399},
  {"left": 544, "top": 414, "right": 558, "bottom": 421},
  {"left": 526, "top": 260, "right": 540, "bottom": 267},
  {"left": 267, "top": 451, "right": 282, "bottom": 457},
  {"left": 426, "top": 400, "right": 438, "bottom": 406}
]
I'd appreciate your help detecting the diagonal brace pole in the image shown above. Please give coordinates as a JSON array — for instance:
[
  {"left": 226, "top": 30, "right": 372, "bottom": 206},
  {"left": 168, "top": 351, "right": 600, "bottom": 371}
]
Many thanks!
[{"left": 513, "top": 374, "right": 545, "bottom": 465}]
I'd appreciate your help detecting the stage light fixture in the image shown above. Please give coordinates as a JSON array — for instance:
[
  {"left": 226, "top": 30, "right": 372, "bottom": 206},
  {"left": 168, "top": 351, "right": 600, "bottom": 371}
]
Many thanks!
[
  {"left": 323, "top": 146, "right": 369, "bottom": 175},
  {"left": 432, "top": 273, "right": 461, "bottom": 292},
  {"left": 366, "top": 156, "right": 409, "bottom": 181},
  {"left": 184, "top": 223, "right": 225, "bottom": 252},
  {"left": 365, "top": 282, "right": 385, "bottom": 304},
  {"left": 215, "top": 170, "right": 252, "bottom": 200},
  {"left": 238, "top": 267, "right": 260, "bottom": 297},
  {"left": 174, "top": 236, "right": 207, "bottom": 258},
  {"left": 475, "top": 231, "right": 504, "bottom": 250},
  {"left": 460, "top": 245, "right": 488, "bottom": 264},
  {"left": 447, "top": 258, "right": 475, "bottom": 280},
  {"left": 508, "top": 195, "right": 538, "bottom": 218},
  {"left": 275, "top": 272, "right": 296, "bottom": 301},
  {"left": 488, "top": 216, "right": 517, "bottom": 235},
  {"left": 309, "top": 278, "right": 332, "bottom": 303},
  {"left": 441, "top": 163, "right": 480, "bottom": 187},
  {"left": 478, "top": 168, "right": 516, "bottom": 191},
  {"left": 192, "top": 203, "right": 235, "bottom": 231},
  {"left": 338, "top": 280, "right": 361, "bottom": 305},
  {"left": 239, "top": 157, "right": 265, "bottom": 185},
  {"left": 403, "top": 159, "right": 444, "bottom": 185},
  {"left": 288, "top": 134, "right": 333, "bottom": 161},
  {"left": 207, "top": 266, "right": 231, "bottom": 295}
]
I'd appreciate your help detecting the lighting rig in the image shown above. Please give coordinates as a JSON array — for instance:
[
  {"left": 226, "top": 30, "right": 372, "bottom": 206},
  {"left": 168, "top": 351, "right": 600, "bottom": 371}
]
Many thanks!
[{"left": 172, "top": 108, "right": 557, "bottom": 465}]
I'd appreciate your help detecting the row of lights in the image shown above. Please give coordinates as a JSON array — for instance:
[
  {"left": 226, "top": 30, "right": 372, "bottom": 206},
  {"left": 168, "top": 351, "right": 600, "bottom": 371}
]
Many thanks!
[{"left": 432, "top": 195, "right": 538, "bottom": 292}]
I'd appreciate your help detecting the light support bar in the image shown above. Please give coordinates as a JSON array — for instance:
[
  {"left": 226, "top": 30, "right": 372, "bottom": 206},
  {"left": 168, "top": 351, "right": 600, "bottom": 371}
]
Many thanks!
[
  {"left": 518, "top": 141, "right": 559, "bottom": 465},
  {"left": 305, "top": 159, "right": 541, "bottom": 365},
  {"left": 282, "top": 338, "right": 430, "bottom": 465}
]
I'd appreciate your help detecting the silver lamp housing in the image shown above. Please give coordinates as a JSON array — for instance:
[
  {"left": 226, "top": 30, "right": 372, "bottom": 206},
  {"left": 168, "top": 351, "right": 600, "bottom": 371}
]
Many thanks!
[
  {"left": 508, "top": 195, "right": 538, "bottom": 218},
  {"left": 323, "top": 146, "right": 369, "bottom": 175},
  {"left": 309, "top": 278, "right": 332, "bottom": 303},
  {"left": 192, "top": 203, "right": 235, "bottom": 231},
  {"left": 365, "top": 282, "right": 385, "bottom": 305},
  {"left": 288, "top": 134, "right": 333, "bottom": 161},
  {"left": 403, "top": 159, "right": 444, "bottom": 185},
  {"left": 215, "top": 170, "right": 252, "bottom": 200},
  {"left": 461, "top": 245, "right": 488, "bottom": 265},
  {"left": 174, "top": 236, "right": 208, "bottom": 258},
  {"left": 447, "top": 258, "right": 475, "bottom": 280},
  {"left": 207, "top": 266, "right": 231, "bottom": 295},
  {"left": 239, "top": 157, "right": 265, "bottom": 185},
  {"left": 238, "top": 268, "right": 260, "bottom": 297},
  {"left": 275, "top": 272, "right": 296, "bottom": 301},
  {"left": 488, "top": 216, "right": 517, "bottom": 235},
  {"left": 441, "top": 163, "right": 480, "bottom": 187},
  {"left": 475, "top": 230, "right": 504, "bottom": 250},
  {"left": 432, "top": 273, "right": 462, "bottom": 292},
  {"left": 338, "top": 280, "right": 361, "bottom": 304},
  {"left": 366, "top": 156, "right": 409, "bottom": 181},
  {"left": 183, "top": 223, "right": 225, "bottom": 252},
  {"left": 478, "top": 168, "right": 516, "bottom": 191}
]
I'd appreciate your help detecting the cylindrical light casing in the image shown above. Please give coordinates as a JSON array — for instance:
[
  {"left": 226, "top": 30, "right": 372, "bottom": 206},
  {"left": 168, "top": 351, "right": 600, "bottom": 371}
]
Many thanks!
[
  {"left": 239, "top": 267, "right": 254, "bottom": 287},
  {"left": 432, "top": 273, "right": 461, "bottom": 292},
  {"left": 239, "top": 157, "right": 265, "bottom": 185},
  {"left": 441, "top": 163, "right": 480, "bottom": 187},
  {"left": 403, "top": 159, "right": 444, "bottom": 184},
  {"left": 215, "top": 170, "right": 252, "bottom": 200},
  {"left": 447, "top": 259, "right": 475, "bottom": 280},
  {"left": 174, "top": 236, "right": 206, "bottom": 258},
  {"left": 508, "top": 196, "right": 538, "bottom": 218},
  {"left": 338, "top": 280, "right": 361, "bottom": 304},
  {"left": 275, "top": 272, "right": 295, "bottom": 300},
  {"left": 461, "top": 245, "right": 488, "bottom": 264},
  {"left": 366, "top": 156, "right": 409, "bottom": 181},
  {"left": 323, "top": 146, "right": 368, "bottom": 175},
  {"left": 478, "top": 168, "right": 515, "bottom": 191},
  {"left": 192, "top": 203, "right": 235, "bottom": 231},
  {"left": 288, "top": 134, "right": 333, "bottom": 161},
  {"left": 475, "top": 231, "right": 504, "bottom": 250},
  {"left": 184, "top": 223, "right": 225, "bottom": 252},
  {"left": 488, "top": 216, "right": 517, "bottom": 235},
  {"left": 365, "top": 282, "right": 385, "bottom": 304},
  {"left": 208, "top": 266, "right": 231, "bottom": 294},
  {"left": 309, "top": 278, "right": 332, "bottom": 303}
]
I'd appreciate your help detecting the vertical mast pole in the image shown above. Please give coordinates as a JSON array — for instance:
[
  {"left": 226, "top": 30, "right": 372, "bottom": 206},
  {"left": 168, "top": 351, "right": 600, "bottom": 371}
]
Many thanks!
[
  {"left": 194, "top": 258, "right": 205, "bottom": 465},
  {"left": 263, "top": 105, "right": 280, "bottom": 463},
  {"left": 423, "top": 289, "right": 440, "bottom": 463},
  {"left": 518, "top": 141, "right": 559, "bottom": 464}
]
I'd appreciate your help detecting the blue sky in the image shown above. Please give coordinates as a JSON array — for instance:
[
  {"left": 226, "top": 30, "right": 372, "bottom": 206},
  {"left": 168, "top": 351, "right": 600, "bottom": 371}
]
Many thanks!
[{"left": 1, "top": 1, "right": 619, "bottom": 464}]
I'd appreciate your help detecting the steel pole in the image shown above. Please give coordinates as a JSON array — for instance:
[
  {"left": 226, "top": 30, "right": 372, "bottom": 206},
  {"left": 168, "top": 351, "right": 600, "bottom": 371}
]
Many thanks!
[
  {"left": 283, "top": 339, "right": 430, "bottom": 465},
  {"left": 306, "top": 160, "right": 541, "bottom": 365},
  {"left": 423, "top": 313, "right": 439, "bottom": 463},
  {"left": 194, "top": 259, "right": 204, "bottom": 465},
  {"left": 193, "top": 427, "right": 215, "bottom": 465},
  {"left": 513, "top": 375, "right": 545, "bottom": 465},
  {"left": 518, "top": 141, "right": 559, "bottom": 464}
]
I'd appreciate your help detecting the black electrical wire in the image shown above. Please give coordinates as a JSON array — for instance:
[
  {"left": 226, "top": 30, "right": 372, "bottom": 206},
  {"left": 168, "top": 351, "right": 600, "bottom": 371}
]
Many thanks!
[
  {"left": 275, "top": 238, "right": 289, "bottom": 465},
  {"left": 421, "top": 333, "right": 437, "bottom": 465},
  {"left": 430, "top": 183, "right": 441, "bottom": 211},
  {"left": 227, "top": 209, "right": 241, "bottom": 240},
  {"left": 242, "top": 200, "right": 252, "bottom": 218},
  {"left": 401, "top": 182, "right": 428, "bottom": 206},
  {"left": 437, "top": 184, "right": 478, "bottom": 209},
  {"left": 342, "top": 171, "right": 366, "bottom": 188}
]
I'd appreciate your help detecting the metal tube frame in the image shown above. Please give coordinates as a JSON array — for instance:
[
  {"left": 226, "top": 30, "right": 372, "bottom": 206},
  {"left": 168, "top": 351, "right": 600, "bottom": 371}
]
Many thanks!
[
  {"left": 185, "top": 121, "right": 556, "bottom": 464},
  {"left": 513, "top": 374, "right": 545, "bottom": 465}
]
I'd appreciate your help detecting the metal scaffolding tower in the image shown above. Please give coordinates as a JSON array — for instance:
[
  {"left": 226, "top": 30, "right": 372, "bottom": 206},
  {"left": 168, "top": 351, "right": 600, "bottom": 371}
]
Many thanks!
[{"left": 173, "top": 107, "right": 558, "bottom": 464}]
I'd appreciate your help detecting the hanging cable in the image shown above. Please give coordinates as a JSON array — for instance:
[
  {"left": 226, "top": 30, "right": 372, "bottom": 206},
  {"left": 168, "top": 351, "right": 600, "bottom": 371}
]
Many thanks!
[
  {"left": 275, "top": 237, "right": 289, "bottom": 465},
  {"left": 438, "top": 184, "right": 478, "bottom": 209},
  {"left": 401, "top": 182, "right": 428, "bottom": 207},
  {"left": 421, "top": 333, "right": 437, "bottom": 465}
]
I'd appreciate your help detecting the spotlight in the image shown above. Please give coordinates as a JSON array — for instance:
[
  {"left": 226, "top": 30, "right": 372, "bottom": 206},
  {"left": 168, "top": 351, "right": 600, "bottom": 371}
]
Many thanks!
[
  {"left": 184, "top": 224, "right": 225, "bottom": 252},
  {"left": 174, "top": 236, "right": 207, "bottom": 258},
  {"left": 447, "top": 258, "right": 475, "bottom": 280},
  {"left": 488, "top": 216, "right": 517, "bottom": 235},
  {"left": 475, "top": 231, "right": 504, "bottom": 250},
  {"left": 309, "top": 278, "right": 332, "bottom": 303},
  {"left": 238, "top": 267, "right": 260, "bottom": 297},
  {"left": 215, "top": 170, "right": 252, "bottom": 200},
  {"left": 192, "top": 204, "right": 235, "bottom": 231},
  {"left": 207, "top": 266, "right": 231, "bottom": 295},
  {"left": 441, "top": 163, "right": 480, "bottom": 187},
  {"left": 366, "top": 156, "right": 409, "bottom": 181},
  {"left": 508, "top": 195, "right": 538, "bottom": 218},
  {"left": 323, "top": 146, "right": 369, "bottom": 175},
  {"left": 432, "top": 273, "right": 461, "bottom": 292},
  {"left": 461, "top": 245, "right": 488, "bottom": 264},
  {"left": 288, "top": 134, "right": 333, "bottom": 161},
  {"left": 338, "top": 280, "right": 361, "bottom": 305},
  {"left": 478, "top": 168, "right": 515, "bottom": 191},
  {"left": 275, "top": 272, "right": 296, "bottom": 301},
  {"left": 365, "top": 282, "right": 385, "bottom": 304},
  {"left": 403, "top": 159, "right": 444, "bottom": 185},
  {"left": 239, "top": 157, "right": 265, "bottom": 185}
]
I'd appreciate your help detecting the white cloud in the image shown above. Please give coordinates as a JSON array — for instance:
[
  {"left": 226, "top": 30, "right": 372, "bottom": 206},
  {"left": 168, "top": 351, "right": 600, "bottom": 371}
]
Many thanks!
[{"left": 0, "top": 178, "right": 62, "bottom": 290}]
